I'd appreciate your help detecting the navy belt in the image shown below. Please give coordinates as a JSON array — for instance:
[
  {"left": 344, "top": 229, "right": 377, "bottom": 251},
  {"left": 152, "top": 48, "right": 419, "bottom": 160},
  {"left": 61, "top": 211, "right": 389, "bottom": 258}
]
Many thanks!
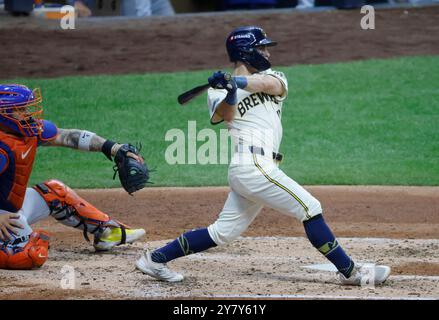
[
  {"left": 249, "top": 146, "right": 283, "bottom": 162},
  {"left": 236, "top": 144, "right": 283, "bottom": 162}
]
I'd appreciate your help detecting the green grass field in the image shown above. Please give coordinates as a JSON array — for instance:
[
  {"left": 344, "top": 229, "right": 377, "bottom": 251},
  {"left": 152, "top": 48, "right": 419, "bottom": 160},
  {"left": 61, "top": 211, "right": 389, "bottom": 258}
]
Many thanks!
[{"left": 3, "top": 55, "right": 438, "bottom": 188}]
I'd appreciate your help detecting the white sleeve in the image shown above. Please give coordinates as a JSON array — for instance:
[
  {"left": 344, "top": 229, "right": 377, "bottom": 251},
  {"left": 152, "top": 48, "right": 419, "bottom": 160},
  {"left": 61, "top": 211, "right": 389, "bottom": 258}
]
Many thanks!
[
  {"left": 267, "top": 70, "right": 288, "bottom": 102},
  {"left": 207, "top": 88, "right": 227, "bottom": 125}
]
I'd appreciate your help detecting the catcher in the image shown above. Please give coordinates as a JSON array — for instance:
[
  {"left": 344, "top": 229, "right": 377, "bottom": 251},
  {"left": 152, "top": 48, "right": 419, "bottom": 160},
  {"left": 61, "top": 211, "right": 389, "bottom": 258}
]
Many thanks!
[{"left": 0, "top": 84, "right": 149, "bottom": 270}]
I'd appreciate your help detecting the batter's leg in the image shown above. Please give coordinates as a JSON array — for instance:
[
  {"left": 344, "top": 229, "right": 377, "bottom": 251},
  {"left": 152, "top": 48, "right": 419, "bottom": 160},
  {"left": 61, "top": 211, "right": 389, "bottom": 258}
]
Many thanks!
[
  {"left": 136, "top": 190, "right": 262, "bottom": 282},
  {"left": 232, "top": 154, "right": 354, "bottom": 278},
  {"left": 151, "top": 190, "right": 262, "bottom": 263}
]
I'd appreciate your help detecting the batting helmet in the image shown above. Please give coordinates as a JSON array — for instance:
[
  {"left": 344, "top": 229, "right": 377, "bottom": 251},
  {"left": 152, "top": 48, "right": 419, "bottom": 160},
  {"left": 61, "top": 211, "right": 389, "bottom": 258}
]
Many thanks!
[
  {"left": 226, "top": 26, "right": 277, "bottom": 72},
  {"left": 0, "top": 84, "right": 43, "bottom": 137}
]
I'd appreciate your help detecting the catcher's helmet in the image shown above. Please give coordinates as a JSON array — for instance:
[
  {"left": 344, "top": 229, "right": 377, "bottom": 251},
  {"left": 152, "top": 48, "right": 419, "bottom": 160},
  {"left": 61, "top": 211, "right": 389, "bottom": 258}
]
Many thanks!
[
  {"left": 0, "top": 84, "right": 43, "bottom": 137},
  {"left": 226, "top": 26, "right": 277, "bottom": 72}
]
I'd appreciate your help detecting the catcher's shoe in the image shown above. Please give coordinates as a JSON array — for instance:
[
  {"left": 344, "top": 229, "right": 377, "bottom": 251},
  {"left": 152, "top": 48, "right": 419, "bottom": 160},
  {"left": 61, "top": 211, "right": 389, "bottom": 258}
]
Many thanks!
[
  {"left": 93, "top": 227, "right": 145, "bottom": 251},
  {"left": 338, "top": 263, "right": 391, "bottom": 286},
  {"left": 135, "top": 250, "right": 184, "bottom": 282}
]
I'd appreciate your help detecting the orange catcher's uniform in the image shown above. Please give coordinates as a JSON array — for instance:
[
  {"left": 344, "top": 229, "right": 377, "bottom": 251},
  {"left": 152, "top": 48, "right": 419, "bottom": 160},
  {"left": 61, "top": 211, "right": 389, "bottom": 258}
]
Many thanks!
[{"left": 0, "top": 84, "right": 145, "bottom": 270}]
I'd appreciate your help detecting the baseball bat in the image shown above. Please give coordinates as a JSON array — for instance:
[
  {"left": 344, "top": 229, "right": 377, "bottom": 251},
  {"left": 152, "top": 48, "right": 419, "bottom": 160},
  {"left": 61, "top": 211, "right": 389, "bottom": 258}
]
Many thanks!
[
  {"left": 177, "top": 83, "right": 210, "bottom": 105},
  {"left": 177, "top": 73, "right": 232, "bottom": 105}
]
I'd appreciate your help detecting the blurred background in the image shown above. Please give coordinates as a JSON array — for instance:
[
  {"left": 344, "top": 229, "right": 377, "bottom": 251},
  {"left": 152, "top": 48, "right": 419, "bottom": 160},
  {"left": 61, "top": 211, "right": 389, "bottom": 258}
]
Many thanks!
[{"left": 1, "top": 0, "right": 438, "bottom": 17}]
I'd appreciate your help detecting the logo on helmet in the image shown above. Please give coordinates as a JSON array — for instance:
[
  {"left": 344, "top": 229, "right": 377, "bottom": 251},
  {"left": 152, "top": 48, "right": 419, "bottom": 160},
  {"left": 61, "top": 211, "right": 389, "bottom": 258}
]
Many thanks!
[{"left": 230, "top": 33, "right": 256, "bottom": 41}]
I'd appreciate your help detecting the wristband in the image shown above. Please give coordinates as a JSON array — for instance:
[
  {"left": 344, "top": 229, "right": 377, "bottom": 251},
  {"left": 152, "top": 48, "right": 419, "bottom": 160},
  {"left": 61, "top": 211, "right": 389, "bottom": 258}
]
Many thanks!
[
  {"left": 78, "top": 130, "right": 96, "bottom": 151},
  {"left": 102, "top": 140, "right": 116, "bottom": 161},
  {"left": 234, "top": 76, "right": 248, "bottom": 89}
]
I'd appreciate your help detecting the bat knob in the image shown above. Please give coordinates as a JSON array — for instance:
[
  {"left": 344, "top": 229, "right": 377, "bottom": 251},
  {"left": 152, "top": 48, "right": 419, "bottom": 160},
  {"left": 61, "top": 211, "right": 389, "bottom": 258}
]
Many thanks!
[{"left": 224, "top": 73, "right": 232, "bottom": 81}]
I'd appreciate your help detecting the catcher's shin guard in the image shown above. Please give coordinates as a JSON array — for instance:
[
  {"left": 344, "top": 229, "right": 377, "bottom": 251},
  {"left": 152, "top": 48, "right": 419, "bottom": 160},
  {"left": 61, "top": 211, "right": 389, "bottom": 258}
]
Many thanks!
[
  {"left": 33, "top": 179, "right": 129, "bottom": 245},
  {"left": 0, "top": 230, "right": 50, "bottom": 270}
]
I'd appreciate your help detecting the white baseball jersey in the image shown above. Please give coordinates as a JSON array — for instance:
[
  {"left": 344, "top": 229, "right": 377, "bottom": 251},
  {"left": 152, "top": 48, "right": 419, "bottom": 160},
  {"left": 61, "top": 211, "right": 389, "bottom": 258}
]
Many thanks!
[
  {"left": 205, "top": 69, "right": 322, "bottom": 246},
  {"left": 207, "top": 69, "right": 288, "bottom": 154}
]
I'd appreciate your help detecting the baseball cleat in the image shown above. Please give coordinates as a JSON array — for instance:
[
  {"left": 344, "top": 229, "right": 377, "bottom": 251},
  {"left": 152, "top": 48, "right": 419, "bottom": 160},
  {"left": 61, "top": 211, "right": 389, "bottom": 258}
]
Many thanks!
[
  {"left": 93, "top": 227, "right": 145, "bottom": 251},
  {"left": 338, "top": 264, "right": 391, "bottom": 286},
  {"left": 135, "top": 250, "right": 184, "bottom": 282}
]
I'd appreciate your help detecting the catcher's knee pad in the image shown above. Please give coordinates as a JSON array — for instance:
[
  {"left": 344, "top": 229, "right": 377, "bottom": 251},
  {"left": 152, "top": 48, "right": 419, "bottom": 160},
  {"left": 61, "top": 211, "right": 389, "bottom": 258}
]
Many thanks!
[
  {"left": 33, "top": 180, "right": 129, "bottom": 242},
  {"left": 0, "top": 230, "right": 50, "bottom": 270}
]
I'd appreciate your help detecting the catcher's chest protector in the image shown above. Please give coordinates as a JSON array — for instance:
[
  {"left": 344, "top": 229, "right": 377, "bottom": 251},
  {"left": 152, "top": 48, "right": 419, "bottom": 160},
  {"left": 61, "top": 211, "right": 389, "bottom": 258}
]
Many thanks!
[{"left": 0, "top": 131, "right": 37, "bottom": 212}]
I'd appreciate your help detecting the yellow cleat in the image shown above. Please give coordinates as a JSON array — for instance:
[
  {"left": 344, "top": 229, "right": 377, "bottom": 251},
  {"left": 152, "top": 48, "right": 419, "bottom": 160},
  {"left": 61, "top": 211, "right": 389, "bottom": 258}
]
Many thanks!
[{"left": 94, "top": 227, "right": 146, "bottom": 251}]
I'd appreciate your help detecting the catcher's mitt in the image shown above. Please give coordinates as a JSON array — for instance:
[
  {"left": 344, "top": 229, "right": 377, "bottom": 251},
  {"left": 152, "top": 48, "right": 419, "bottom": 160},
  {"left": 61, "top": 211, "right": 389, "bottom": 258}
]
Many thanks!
[{"left": 113, "top": 144, "right": 149, "bottom": 195}]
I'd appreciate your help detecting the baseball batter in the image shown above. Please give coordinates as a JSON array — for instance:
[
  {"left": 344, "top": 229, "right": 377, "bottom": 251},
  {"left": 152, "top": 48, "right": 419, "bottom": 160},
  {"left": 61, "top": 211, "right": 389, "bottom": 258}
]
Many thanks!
[
  {"left": 0, "top": 84, "right": 147, "bottom": 270},
  {"left": 136, "top": 26, "right": 391, "bottom": 285}
]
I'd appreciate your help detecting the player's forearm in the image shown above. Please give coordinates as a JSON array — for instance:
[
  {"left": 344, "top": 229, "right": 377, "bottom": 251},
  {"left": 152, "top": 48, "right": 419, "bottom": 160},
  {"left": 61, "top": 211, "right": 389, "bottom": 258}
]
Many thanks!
[
  {"left": 216, "top": 100, "right": 236, "bottom": 122},
  {"left": 236, "top": 75, "right": 284, "bottom": 96},
  {"left": 46, "top": 128, "right": 122, "bottom": 156}
]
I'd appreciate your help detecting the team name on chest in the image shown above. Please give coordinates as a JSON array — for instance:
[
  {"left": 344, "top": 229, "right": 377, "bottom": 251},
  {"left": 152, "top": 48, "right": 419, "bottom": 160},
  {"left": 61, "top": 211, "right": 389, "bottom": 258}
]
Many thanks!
[{"left": 237, "top": 92, "right": 279, "bottom": 117}]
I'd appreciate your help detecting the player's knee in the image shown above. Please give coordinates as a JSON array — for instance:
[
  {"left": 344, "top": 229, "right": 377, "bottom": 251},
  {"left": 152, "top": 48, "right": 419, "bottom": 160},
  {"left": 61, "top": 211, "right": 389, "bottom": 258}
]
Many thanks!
[
  {"left": 301, "top": 197, "right": 322, "bottom": 222},
  {"left": 208, "top": 223, "right": 242, "bottom": 246},
  {"left": 0, "top": 230, "right": 50, "bottom": 270},
  {"left": 309, "top": 197, "right": 322, "bottom": 216}
]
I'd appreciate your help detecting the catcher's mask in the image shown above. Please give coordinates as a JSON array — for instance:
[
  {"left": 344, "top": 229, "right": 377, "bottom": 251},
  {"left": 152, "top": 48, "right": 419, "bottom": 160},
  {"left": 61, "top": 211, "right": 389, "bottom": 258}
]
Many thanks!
[
  {"left": 226, "top": 26, "right": 277, "bottom": 72},
  {"left": 0, "top": 84, "right": 43, "bottom": 137}
]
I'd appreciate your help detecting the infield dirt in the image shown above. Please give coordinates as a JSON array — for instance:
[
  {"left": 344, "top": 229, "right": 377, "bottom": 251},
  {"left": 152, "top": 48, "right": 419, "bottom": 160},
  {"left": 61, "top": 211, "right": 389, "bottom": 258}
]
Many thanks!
[{"left": 1, "top": 186, "right": 438, "bottom": 299}]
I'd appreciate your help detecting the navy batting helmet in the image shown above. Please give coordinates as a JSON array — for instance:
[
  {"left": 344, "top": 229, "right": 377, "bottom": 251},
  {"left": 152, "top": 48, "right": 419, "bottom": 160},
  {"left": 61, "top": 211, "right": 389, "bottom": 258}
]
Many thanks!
[{"left": 226, "top": 26, "right": 277, "bottom": 72}]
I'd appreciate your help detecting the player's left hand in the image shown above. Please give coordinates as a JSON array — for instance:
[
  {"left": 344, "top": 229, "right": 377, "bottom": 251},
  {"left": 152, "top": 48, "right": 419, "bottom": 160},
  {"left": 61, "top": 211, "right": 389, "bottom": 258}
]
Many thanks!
[{"left": 208, "top": 71, "right": 237, "bottom": 93}]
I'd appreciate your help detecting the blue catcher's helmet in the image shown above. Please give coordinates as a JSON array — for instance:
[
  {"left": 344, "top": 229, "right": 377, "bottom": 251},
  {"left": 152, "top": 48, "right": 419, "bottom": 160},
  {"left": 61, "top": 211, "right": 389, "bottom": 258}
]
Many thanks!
[
  {"left": 0, "top": 84, "right": 43, "bottom": 137},
  {"left": 226, "top": 26, "right": 277, "bottom": 72}
]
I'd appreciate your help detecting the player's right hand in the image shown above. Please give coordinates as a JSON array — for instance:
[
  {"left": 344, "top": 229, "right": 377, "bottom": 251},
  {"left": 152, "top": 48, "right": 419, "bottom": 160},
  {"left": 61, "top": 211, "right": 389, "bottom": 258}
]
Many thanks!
[
  {"left": 0, "top": 213, "right": 24, "bottom": 241},
  {"left": 208, "top": 71, "right": 226, "bottom": 88},
  {"left": 208, "top": 71, "right": 236, "bottom": 93}
]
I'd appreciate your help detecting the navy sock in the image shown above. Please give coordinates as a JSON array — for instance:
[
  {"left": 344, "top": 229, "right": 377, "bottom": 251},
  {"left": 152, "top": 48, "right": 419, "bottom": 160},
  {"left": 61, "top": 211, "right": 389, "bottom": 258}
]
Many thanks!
[
  {"left": 151, "top": 228, "right": 217, "bottom": 263},
  {"left": 303, "top": 214, "right": 354, "bottom": 277}
]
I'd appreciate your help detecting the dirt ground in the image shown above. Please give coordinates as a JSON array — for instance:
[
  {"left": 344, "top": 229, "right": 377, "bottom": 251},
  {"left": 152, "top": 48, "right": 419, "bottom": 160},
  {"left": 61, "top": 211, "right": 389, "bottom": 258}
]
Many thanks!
[
  {"left": 1, "top": 6, "right": 439, "bottom": 79},
  {"left": 0, "top": 186, "right": 438, "bottom": 300},
  {"left": 0, "top": 6, "right": 438, "bottom": 300}
]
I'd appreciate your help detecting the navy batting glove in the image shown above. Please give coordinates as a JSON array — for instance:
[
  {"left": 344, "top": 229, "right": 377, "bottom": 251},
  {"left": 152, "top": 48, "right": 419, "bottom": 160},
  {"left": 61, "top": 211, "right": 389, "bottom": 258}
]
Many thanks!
[
  {"left": 224, "top": 77, "right": 237, "bottom": 94},
  {"left": 208, "top": 71, "right": 227, "bottom": 89},
  {"left": 224, "top": 77, "right": 237, "bottom": 105}
]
